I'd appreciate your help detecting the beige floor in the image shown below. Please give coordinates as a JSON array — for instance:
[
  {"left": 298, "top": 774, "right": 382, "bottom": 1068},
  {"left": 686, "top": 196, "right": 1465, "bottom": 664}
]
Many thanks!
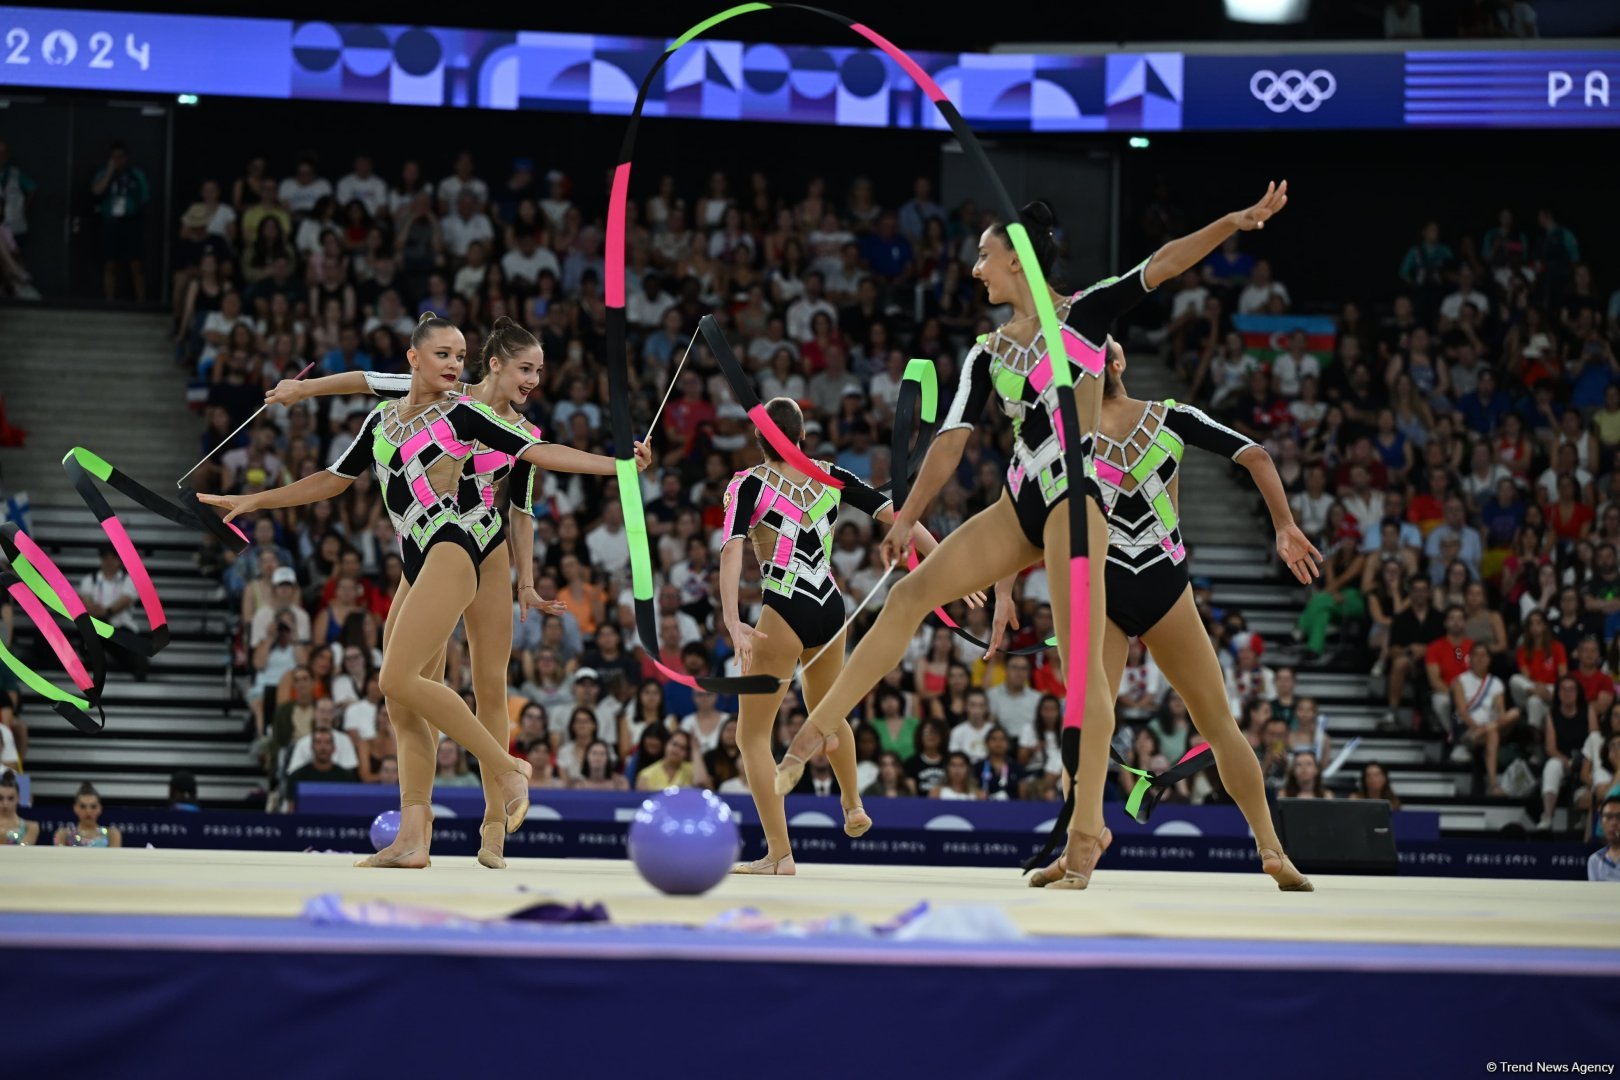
[{"left": 1, "top": 846, "right": 1614, "bottom": 950}]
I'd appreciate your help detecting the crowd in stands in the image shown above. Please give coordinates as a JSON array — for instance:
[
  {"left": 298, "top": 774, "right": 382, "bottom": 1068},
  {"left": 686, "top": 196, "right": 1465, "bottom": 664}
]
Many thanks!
[{"left": 159, "top": 143, "right": 1620, "bottom": 838}]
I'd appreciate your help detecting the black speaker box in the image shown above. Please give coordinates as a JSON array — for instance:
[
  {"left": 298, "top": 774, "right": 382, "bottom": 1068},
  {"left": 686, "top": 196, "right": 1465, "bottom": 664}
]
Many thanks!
[{"left": 1274, "top": 797, "right": 1398, "bottom": 875}]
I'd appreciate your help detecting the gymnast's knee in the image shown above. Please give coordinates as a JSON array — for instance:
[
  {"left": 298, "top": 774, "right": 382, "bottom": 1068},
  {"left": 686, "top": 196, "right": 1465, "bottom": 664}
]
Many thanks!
[
  {"left": 378, "top": 663, "right": 415, "bottom": 702},
  {"left": 885, "top": 570, "right": 933, "bottom": 622}
]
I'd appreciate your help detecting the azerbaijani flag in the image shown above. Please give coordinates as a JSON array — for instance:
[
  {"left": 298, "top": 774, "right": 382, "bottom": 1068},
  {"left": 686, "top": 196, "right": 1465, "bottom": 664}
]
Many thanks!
[{"left": 1232, "top": 314, "right": 1338, "bottom": 366}]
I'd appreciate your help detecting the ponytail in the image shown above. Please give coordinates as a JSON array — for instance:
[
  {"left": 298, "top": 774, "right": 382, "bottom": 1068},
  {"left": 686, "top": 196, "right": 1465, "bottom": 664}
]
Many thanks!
[{"left": 476, "top": 315, "right": 540, "bottom": 381}]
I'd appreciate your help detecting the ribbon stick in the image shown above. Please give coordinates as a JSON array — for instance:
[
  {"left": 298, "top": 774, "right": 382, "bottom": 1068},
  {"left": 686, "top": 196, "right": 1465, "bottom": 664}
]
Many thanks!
[{"left": 176, "top": 361, "right": 314, "bottom": 488}]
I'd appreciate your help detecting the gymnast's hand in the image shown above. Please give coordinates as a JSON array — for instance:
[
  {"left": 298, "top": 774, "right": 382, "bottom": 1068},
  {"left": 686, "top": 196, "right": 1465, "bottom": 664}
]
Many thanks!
[
  {"left": 730, "top": 621, "right": 767, "bottom": 675},
  {"left": 632, "top": 440, "right": 653, "bottom": 472},
  {"left": 1227, "top": 180, "right": 1288, "bottom": 232},
  {"left": 265, "top": 379, "right": 310, "bottom": 407},
  {"left": 985, "top": 589, "right": 1020, "bottom": 662},
  {"left": 518, "top": 585, "right": 566, "bottom": 622},
  {"left": 879, "top": 514, "right": 916, "bottom": 571},
  {"left": 195, "top": 492, "right": 257, "bottom": 524},
  {"left": 1276, "top": 522, "right": 1323, "bottom": 584}
]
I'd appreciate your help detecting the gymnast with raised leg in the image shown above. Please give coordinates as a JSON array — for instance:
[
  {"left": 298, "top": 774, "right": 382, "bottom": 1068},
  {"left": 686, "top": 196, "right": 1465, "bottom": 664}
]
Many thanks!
[
  {"left": 1055, "top": 337, "right": 1319, "bottom": 891},
  {"left": 775, "top": 183, "right": 1289, "bottom": 891},
  {"left": 267, "top": 317, "right": 568, "bottom": 868},
  {"left": 720, "top": 397, "right": 975, "bottom": 874},
  {"left": 203, "top": 314, "right": 650, "bottom": 868}
]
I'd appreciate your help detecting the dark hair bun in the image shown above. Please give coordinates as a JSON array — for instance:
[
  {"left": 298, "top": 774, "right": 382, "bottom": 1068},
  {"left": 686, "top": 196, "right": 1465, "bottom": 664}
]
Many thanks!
[
  {"left": 418, "top": 311, "right": 438, "bottom": 324},
  {"left": 1021, "top": 200, "right": 1057, "bottom": 232},
  {"left": 491, "top": 315, "right": 517, "bottom": 332}
]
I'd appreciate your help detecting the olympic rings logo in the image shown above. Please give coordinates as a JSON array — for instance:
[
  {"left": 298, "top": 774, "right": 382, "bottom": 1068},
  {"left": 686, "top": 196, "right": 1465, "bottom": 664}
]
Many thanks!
[{"left": 1249, "top": 69, "right": 1337, "bottom": 113}]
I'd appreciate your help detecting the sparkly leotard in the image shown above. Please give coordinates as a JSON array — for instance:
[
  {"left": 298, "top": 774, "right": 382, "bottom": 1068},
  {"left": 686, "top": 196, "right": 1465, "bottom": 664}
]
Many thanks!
[
  {"left": 328, "top": 394, "right": 540, "bottom": 583},
  {"left": 722, "top": 460, "right": 891, "bottom": 649},
  {"left": 361, "top": 372, "right": 542, "bottom": 537},
  {"left": 1094, "top": 398, "right": 1255, "bottom": 637},
  {"left": 942, "top": 258, "right": 1157, "bottom": 547}
]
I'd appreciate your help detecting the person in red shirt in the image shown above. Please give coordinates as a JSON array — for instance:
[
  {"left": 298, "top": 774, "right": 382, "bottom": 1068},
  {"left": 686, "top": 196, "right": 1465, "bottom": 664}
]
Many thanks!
[
  {"left": 1569, "top": 636, "right": 1615, "bottom": 718},
  {"left": 319, "top": 547, "right": 382, "bottom": 614},
  {"left": 1425, "top": 605, "right": 1473, "bottom": 732},
  {"left": 1510, "top": 609, "right": 1567, "bottom": 730}
]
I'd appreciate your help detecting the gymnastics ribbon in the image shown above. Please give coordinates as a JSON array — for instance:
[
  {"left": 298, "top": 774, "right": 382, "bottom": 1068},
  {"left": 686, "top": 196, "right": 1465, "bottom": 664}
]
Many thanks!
[
  {"left": 604, "top": 6, "right": 1095, "bottom": 730},
  {"left": 0, "top": 447, "right": 248, "bottom": 733}
]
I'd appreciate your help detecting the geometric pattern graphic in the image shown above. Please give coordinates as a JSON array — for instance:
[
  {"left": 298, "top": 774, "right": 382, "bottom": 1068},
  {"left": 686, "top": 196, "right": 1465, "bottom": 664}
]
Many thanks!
[{"left": 284, "top": 23, "right": 1184, "bottom": 132}]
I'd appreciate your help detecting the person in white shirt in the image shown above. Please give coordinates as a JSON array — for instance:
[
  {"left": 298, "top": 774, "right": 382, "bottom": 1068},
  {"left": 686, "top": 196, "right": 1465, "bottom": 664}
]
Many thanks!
[
  {"left": 284, "top": 703, "right": 360, "bottom": 773},
  {"left": 655, "top": 584, "right": 703, "bottom": 647},
  {"left": 1449, "top": 644, "right": 1519, "bottom": 792},
  {"left": 1291, "top": 465, "right": 1335, "bottom": 542},
  {"left": 748, "top": 316, "right": 799, "bottom": 366},
  {"left": 277, "top": 159, "right": 332, "bottom": 216},
  {"left": 250, "top": 568, "right": 313, "bottom": 648},
  {"left": 539, "top": 172, "right": 574, "bottom": 232},
  {"left": 785, "top": 272, "right": 837, "bottom": 343},
  {"left": 335, "top": 155, "right": 388, "bottom": 217},
  {"left": 949, "top": 690, "right": 996, "bottom": 762},
  {"left": 1237, "top": 260, "right": 1290, "bottom": 314},
  {"left": 985, "top": 655, "right": 1041, "bottom": 743},
  {"left": 585, "top": 501, "right": 632, "bottom": 579},
  {"left": 453, "top": 241, "right": 490, "bottom": 299},
  {"left": 627, "top": 274, "right": 676, "bottom": 331},
  {"left": 440, "top": 191, "right": 494, "bottom": 259},
  {"left": 75, "top": 548, "right": 134, "bottom": 634},
  {"left": 1116, "top": 640, "right": 1166, "bottom": 724},
  {"left": 1439, "top": 266, "right": 1490, "bottom": 324},
  {"left": 1270, "top": 331, "right": 1320, "bottom": 397},
  {"left": 437, "top": 152, "right": 488, "bottom": 214},
  {"left": 501, "top": 226, "right": 561, "bottom": 288}
]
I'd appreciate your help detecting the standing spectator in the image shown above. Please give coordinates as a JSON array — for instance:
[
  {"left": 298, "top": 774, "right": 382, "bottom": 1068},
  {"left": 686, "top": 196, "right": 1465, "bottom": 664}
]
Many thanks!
[
  {"left": 441, "top": 190, "right": 494, "bottom": 260},
  {"left": 1426, "top": 605, "right": 1474, "bottom": 730},
  {"left": 1536, "top": 675, "right": 1598, "bottom": 831},
  {"left": 91, "top": 141, "right": 150, "bottom": 302},
  {"left": 1590, "top": 797, "right": 1620, "bottom": 881},
  {"left": 0, "top": 140, "right": 37, "bottom": 248}
]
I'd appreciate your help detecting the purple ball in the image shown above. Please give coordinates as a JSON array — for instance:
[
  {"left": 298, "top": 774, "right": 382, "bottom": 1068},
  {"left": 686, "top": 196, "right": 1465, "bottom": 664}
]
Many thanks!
[
  {"left": 627, "top": 788, "right": 740, "bottom": 896},
  {"left": 370, "top": 810, "right": 401, "bottom": 852}
]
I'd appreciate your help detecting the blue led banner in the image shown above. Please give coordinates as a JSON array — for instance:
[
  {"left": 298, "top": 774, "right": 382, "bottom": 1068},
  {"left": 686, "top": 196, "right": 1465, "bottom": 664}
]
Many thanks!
[{"left": 2, "top": 6, "right": 1617, "bottom": 131}]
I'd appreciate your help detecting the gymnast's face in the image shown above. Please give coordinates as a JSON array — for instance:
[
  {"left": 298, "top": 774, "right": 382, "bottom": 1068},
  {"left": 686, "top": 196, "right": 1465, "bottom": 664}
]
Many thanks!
[
  {"left": 493, "top": 345, "right": 543, "bottom": 408},
  {"left": 409, "top": 327, "right": 466, "bottom": 392},
  {"left": 973, "top": 226, "right": 1021, "bottom": 306}
]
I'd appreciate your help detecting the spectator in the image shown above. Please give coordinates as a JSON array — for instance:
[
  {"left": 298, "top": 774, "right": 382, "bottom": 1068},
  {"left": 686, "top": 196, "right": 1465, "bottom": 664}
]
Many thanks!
[
  {"left": 1426, "top": 605, "right": 1474, "bottom": 731},
  {"left": 949, "top": 689, "right": 995, "bottom": 762},
  {"left": 636, "top": 728, "right": 705, "bottom": 790},
  {"left": 79, "top": 544, "right": 148, "bottom": 681},
  {"left": 1585, "top": 793, "right": 1620, "bottom": 880},
  {"left": 336, "top": 154, "right": 387, "bottom": 217},
  {"left": 284, "top": 700, "right": 359, "bottom": 773},
  {"left": 1237, "top": 259, "right": 1289, "bottom": 314},
  {"left": 931, "top": 751, "right": 981, "bottom": 800},
  {"left": 1570, "top": 638, "right": 1615, "bottom": 718},
  {"left": 1351, "top": 761, "right": 1401, "bottom": 810},
  {"left": 1537, "top": 675, "right": 1598, "bottom": 831},
  {"left": 283, "top": 727, "right": 359, "bottom": 808},
  {"left": 278, "top": 158, "right": 332, "bottom": 216},
  {"left": 1282, "top": 750, "right": 1333, "bottom": 799},
  {"left": 1116, "top": 639, "right": 1166, "bottom": 724},
  {"left": 91, "top": 141, "right": 150, "bottom": 302},
  {"left": 906, "top": 719, "right": 949, "bottom": 796},
  {"left": 1450, "top": 643, "right": 1520, "bottom": 793},
  {"left": 573, "top": 740, "right": 629, "bottom": 792},
  {"left": 433, "top": 737, "right": 481, "bottom": 789},
  {"left": 1298, "top": 520, "right": 1367, "bottom": 658},
  {"left": 1511, "top": 610, "right": 1567, "bottom": 731},
  {"left": 53, "top": 782, "right": 121, "bottom": 847},
  {"left": 863, "top": 751, "right": 915, "bottom": 798}
]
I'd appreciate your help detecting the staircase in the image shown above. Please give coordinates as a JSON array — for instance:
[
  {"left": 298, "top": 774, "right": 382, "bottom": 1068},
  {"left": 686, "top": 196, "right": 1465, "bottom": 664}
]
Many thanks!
[
  {"left": 1, "top": 308, "right": 259, "bottom": 807},
  {"left": 1127, "top": 348, "right": 1532, "bottom": 835}
]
